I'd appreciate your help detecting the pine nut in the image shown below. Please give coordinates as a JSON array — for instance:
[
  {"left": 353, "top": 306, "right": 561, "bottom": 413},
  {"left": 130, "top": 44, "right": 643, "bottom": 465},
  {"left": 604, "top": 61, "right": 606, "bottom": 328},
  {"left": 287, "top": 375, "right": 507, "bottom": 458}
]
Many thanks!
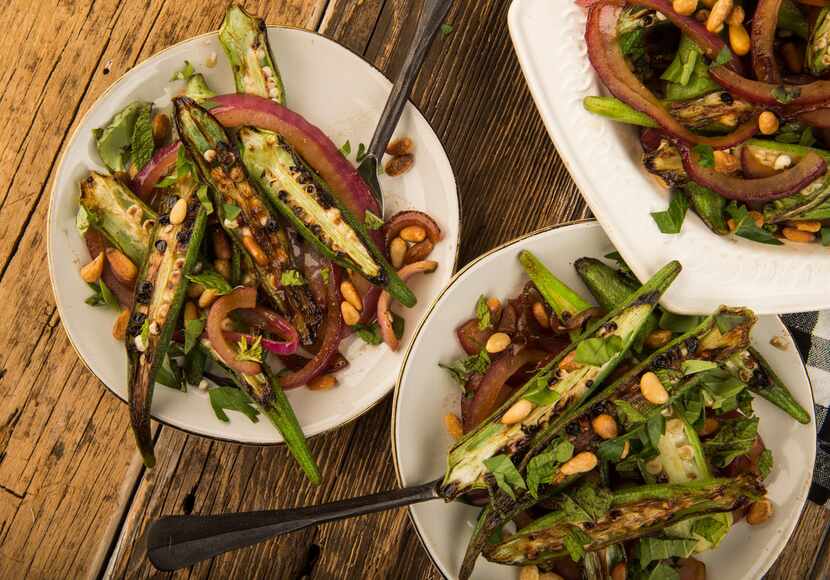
[
  {"left": 152, "top": 114, "right": 171, "bottom": 147},
  {"left": 385, "top": 154, "right": 414, "bottom": 177},
  {"left": 486, "top": 296, "right": 502, "bottom": 313},
  {"left": 183, "top": 301, "right": 198, "bottom": 324},
  {"left": 212, "top": 229, "right": 232, "bottom": 259},
  {"left": 340, "top": 280, "right": 363, "bottom": 312},
  {"left": 340, "top": 300, "right": 360, "bottom": 326},
  {"left": 444, "top": 413, "right": 464, "bottom": 440},
  {"left": 389, "top": 237, "right": 407, "bottom": 268},
  {"left": 242, "top": 234, "right": 269, "bottom": 265},
  {"left": 713, "top": 150, "right": 739, "bottom": 173},
  {"left": 748, "top": 210, "right": 765, "bottom": 228},
  {"left": 678, "top": 444, "right": 695, "bottom": 460},
  {"left": 214, "top": 259, "right": 231, "bottom": 280},
  {"left": 560, "top": 451, "right": 598, "bottom": 476},
  {"left": 532, "top": 302, "right": 550, "bottom": 328},
  {"left": 782, "top": 227, "right": 815, "bottom": 243},
  {"left": 486, "top": 332, "right": 512, "bottom": 354},
  {"left": 105, "top": 248, "right": 138, "bottom": 284},
  {"left": 308, "top": 374, "right": 338, "bottom": 391},
  {"left": 727, "top": 4, "right": 744, "bottom": 24},
  {"left": 706, "top": 0, "right": 732, "bottom": 32},
  {"left": 729, "top": 24, "right": 751, "bottom": 56},
  {"left": 673, "top": 0, "right": 698, "bottom": 16},
  {"left": 169, "top": 198, "right": 188, "bottom": 225},
  {"left": 187, "top": 282, "right": 205, "bottom": 299},
  {"left": 80, "top": 252, "right": 105, "bottom": 283},
  {"left": 112, "top": 308, "right": 131, "bottom": 340},
  {"left": 611, "top": 562, "right": 627, "bottom": 580},
  {"left": 198, "top": 288, "right": 219, "bottom": 309},
  {"left": 645, "top": 457, "right": 663, "bottom": 475},
  {"left": 699, "top": 417, "right": 720, "bottom": 436},
  {"left": 640, "top": 371, "right": 669, "bottom": 404},
  {"left": 794, "top": 220, "right": 822, "bottom": 233},
  {"left": 386, "top": 137, "right": 414, "bottom": 157},
  {"left": 520, "top": 566, "right": 540, "bottom": 580},
  {"left": 399, "top": 225, "right": 427, "bottom": 243},
  {"left": 620, "top": 440, "right": 631, "bottom": 460},
  {"left": 591, "top": 414, "right": 619, "bottom": 439},
  {"left": 645, "top": 329, "right": 673, "bottom": 349},
  {"left": 501, "top": 399, "right": 534, "bottom": 425},
  {"left": 746, "top": 498, "right": 773, "bottom": 525},
  {"left": 404, "top": 239, "right": 435, "bottom": 264},
  {"left": 758, "top": 111, "right": 779, "bottom": 135}
]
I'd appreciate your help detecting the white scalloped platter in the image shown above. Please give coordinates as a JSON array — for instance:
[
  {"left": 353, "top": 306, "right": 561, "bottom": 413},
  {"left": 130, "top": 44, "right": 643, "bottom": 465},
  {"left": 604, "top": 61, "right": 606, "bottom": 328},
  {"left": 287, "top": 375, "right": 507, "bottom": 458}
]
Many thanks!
[
  {"left": 508, "top": 0, "right": 830, "bottom": 315},
  {"left": 393, "top": 221, "right": 815, "bottom": 580},
  {"left": 47, "top": 27, "right": 459, "bottom": 444}
]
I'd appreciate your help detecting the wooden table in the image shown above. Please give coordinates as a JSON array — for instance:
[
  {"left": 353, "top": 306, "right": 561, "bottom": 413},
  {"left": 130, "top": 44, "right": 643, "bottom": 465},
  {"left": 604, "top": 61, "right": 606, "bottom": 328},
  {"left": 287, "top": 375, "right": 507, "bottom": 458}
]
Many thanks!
[{"left": 0, "top": 0, "right": 827, "bottom": 578}]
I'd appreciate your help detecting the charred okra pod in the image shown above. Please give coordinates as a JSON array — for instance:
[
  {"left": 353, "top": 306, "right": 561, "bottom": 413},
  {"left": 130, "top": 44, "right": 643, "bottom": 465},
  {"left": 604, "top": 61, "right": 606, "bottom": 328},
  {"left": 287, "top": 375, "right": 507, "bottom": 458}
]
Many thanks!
[
  {"left": 808, "top": 7, "right": 830, "bottom": 77},
  {"left": 126, "top": 167, "right": 208, "bottom": 467},
  {"left": 483, "top": 476, "right": 763, "bottom": 566},
  {"left": 174, "top": 97, "right": 322, "bottom": 343}
]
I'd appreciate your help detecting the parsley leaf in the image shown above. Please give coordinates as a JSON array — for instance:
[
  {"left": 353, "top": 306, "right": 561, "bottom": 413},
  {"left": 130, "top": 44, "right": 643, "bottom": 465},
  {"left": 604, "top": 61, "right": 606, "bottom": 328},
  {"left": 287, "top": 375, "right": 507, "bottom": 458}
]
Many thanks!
[
  {"left": 130, "top": 106, "right": 155, "bottom": 172},
  {"left": 726, "top": 203, "right": 783, "bottom": 245},
  {"left": 650, "top": 190, "right": 688, "bottom": 234},
  {"left": 771, "top": 85, "right": 801, "bottom": 104},
  {"left": 187, "top": 270, "right": 233, "bottom": 295},
  {"left": 364, "top": 209, "right": 384, "bottom": 230},
  {"left": 439, "top": 350, "right": 491, "bottom": 385},
  {"left": 574, "top": 335, "right": 623, "bottom": 367},
  {"left": 223, "top": 203, "right": 242, "bottom": 221},
  {"left": 171, "top": 60, "right": 195, "bottom": 81},
  {"left": 692, "top": 144, "right": 715, "bottom": 168},
  {"left": 475, "top": 295, "right": 492, "bottom": 330},
  {"left": 184, "top": 317, "right": 205, "bottom": 355},
  {"left": 209, "top": 386, "right": 260, "bottom": 423},
  {"left": 482, "top": 454, "right": 526, "bottom": 500},
  {"left": 339, "top": 140, "right": 351, "bottom": 156},
  {"left": 280, "top": 269, "right": 305, "bottom": 286}
]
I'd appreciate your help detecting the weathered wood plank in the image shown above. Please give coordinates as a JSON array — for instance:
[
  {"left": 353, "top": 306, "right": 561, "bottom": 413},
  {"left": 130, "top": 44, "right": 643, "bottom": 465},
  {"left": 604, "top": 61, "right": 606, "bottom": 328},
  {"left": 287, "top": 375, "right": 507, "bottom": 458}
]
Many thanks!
[{"left": 767, "top": 501, "right": 830, "bottom": 579}]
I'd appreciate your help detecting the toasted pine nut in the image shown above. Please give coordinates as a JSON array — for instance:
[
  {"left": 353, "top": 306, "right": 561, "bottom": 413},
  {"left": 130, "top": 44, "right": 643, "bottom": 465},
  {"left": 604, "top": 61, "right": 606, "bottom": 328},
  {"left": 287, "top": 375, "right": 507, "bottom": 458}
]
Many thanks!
[
  {"left": 748, "top": 210, "right": 765, "bottom": 228},
  {"left": 214, "top": 259, "right": 231, "bottom": 280},
  {"left": 80, "top": 252, "right": 105, "bottom": 283},
  {"left": 183, "top": 301, "right": 198, "bottom": 324},
  {"left": 561, "top": 451, "right": 598, "bottom": 476},
  {"left": 746, "top": 498, "right": 773, "bottom": 525},
  {"left": 308, "top": 374, "right": 338, "bottom": 391},
  {"left": 486, "top": 296, "right": 502, "bottom": 313},
  {"left": 559, "top": 350, "right": 580, "bottom": 372},
  {"left": 538, "top": 574, "right": 564, "bottom": 580},
  {"left": 673, "top": 0, "right": 698, "bottom": 16},
  {"left": 729, "top": 24, "right": 751, "bottom": 56},
  {"left": 169, "top": 197, "right": 188, "bottom": 225},
  {"left": 385, "top": 154, "right": 414, "bottom": 177},
  {"left": 486, "top": 332, "right": 512, "bottom": 354},
  {"left": 727, "top": 4, "right": 744, "bottom": 24},
  {"left": 404, "top": 238, "right": 435, "bottom": 264},
  {"left": 386, "top": 137, "right": 414, "bottom": 157},
  {"left": 758, "top": 111, "right": 779, "bottom": 135},
  {"left": 781, "top": 42, "right": 804, "bottom": 74},
  {"left": 242, "top": 234, "right": 269, "bottom": 266},
  {"left": 645, "top": 329, "right": 673, "bottom": 349},
  {"left": 782, "top": 227, "right": 815, "bottom": 243},
  {"left": 591, "top": 414, "right": 619, "bottom": 439},
  {"left": 611, "top": 562, "right": 627, "bottom": 580},
  {"left": 706, "top": 0, "right": 732, "bottom": 32},
  {"left": 187, "top": 282, "right": 205, "bottom": 299},
  {"left": 713, "top": 150, "right": 739, "bottom": 173},
  {"left": 340, "top": 300, "right": 360, "bottom": 326},
  {"left": 399, "top": 225, "right": 427, "bottom": 243},
  {"left": 620, "top": 440, "right": 631, "bottom": 460},
  {"left": 645, "top": 457, "right": 663, "bottom": 475},
  {"left": 532, "top": 302, "right": 550, "bottom": 329},
  {"left": 501, "top": 399, "right": 534, "bottom": 425},
  {"left": 112, "top": 308, "right": 131, "bottom": 340},
  {"left": 389, "top": 237, "right": 407, "bottom": 268},
  {"left": 152, "top": 113, "right": 171, "bottom": 147},
  {"left": 794, "top": 220, "right": 822, "bottom": 233},
  {"left": 640, "top": 371, "right": 669, "bottom": 404},
  {"left": 340, "top": 280, "right": 363, "bottom": 312},
  {"left": 105, "top": 248, "right": 138, "bottom": 284},
  {"left": 198, "top": 288, "right": 219, "bottom": 309},
  {"left": 699, "top": 417, "right": 720, "bottom": 436},
  {"left": 444, "top": 413, "right": 464, "bottom": 440},
  {"left": 212, "top": 229, "right": 232, "bottom": 259},
  {"left": 519, "top": 566, "right": 540, "bottom": 580}
]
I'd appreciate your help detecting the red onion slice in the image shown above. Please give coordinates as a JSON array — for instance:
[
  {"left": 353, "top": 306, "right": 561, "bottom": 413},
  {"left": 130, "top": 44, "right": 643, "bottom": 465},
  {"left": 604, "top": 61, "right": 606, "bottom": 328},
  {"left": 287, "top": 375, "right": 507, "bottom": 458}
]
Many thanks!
[
  {"left": 378, "top": 260, "right": 437, "bottom": 351},
  {"left": 131, "top": 141, "right": 180, "bottom": 199},
  {"left": 206, "top": 287, "right": 262, "bottom": 376}
]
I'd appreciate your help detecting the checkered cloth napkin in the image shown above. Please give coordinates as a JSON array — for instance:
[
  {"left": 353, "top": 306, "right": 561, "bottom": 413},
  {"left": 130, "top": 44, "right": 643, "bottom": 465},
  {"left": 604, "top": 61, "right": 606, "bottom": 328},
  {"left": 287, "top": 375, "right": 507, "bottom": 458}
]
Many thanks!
[{"left": 781, "top": 312, "right": 830, "bottom": 505}]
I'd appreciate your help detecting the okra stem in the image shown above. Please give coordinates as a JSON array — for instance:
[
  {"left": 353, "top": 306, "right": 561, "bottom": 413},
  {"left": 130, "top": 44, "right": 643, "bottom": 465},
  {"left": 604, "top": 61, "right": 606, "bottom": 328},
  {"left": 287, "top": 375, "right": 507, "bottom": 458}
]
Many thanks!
[
  {"left": 583, "top": 96, "right": 658, "bottom": 128},
  {"left": 747, "top": 347, "right": 810, "bottom": 424}
]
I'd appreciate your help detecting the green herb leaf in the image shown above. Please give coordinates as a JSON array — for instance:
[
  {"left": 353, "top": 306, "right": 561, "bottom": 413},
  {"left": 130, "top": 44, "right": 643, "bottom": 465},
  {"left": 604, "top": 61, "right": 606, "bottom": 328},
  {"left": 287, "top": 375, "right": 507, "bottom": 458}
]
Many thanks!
[
  {"left": 703, "top": 416, "right": 759, "bottom": 466},
  {"left": 614, "top": 400, "right": 646, "bottom": 428},
  {"left": 131, "top": 106, "right": 155, "bottom": 171},
  {"left": 184, "top": 317, "right": 206, "bottom": 355},
  {"left": 171, "top": 60, "right": 195, "bottom": 81},
  {"left": 364, "top": 209, "right": 384, "bottom": 230},
  {"left": 155, "top": 362, "right": 181, "bottom": 390},
  {"left": 356, "top": 143, "right": 368, "bottom": 163},
  {"left": 726, "top": 203, "right": 784, "bottom": 245},
  {"left": 524, "top": 373, "right": 560, "bottom": 406},
  {"left": 563, "top": 527, "right": 592, "bottom": 562},
  {"left": 76, "top": 206, "right": 98, "bottom": 236},
  {"left": 236, "top": 335, "right": 263, "bottom": 363},
  {"left": 645, "top": 563, "right": 681, "bottom": 580},
  {"left": 353, "top": 323, "right": 382, "bottom": 345},
  {"left": 439, "top": 350, "right": 490, "bottom": 385},
  {"left": 155, "top": 173, "right": 178, "bottom": 188},
  {"left": 772, "top": 85, "right": 801, "bottom": 104},
  {"left": 619, "top": 28, "right": 645, "bottom": 60},
  {"left": 320, "top": 267, "right": 330, "bottom": 285},
  {"left": 526, "top": 452, "right": 557, "bottom": 498},
  {"left": 440, "top": 22, "right": 453, "bottom": 36},
  {"left": 392, "top": 312, "right": 405, "bottom": 340},
  {"left": 711, "top": 46, "right": 732, "bottom": 68},
  {"left": 758, "top": 448, "right": 774, "bottom": 479},
  {"left": 176, "top": 144, "right": 194, "bottom": 178},
  {"left": 85, "top": 280, "right": 120, "bottom": 309},
  {"left": 647, "top": 413, "right": 666, "bottom": 449},
  {"left": 800, "top": 127, "right": 816, "bottom": 147},
  {"left": 572, "top": 484, "right": 613, "bottom": 521},
  {"left": 692, "top": 144, "right": 715, "bottom": 168},
  {"left": 475, "top": 295, "right": 492, "bottom": 330},
  {"left": 604, "top": 251, "right": 635, "bottom": 278},
  {"left": 658, "top": 311, "right": 703, "bottom": 333},
  {"left": 195, "top": 184, "right": 213, "bottom": 214},
  {"left": 339, "top": 140, "right": 351, "bottom": 156},
  {"left": 187, "top": 270, "right": 233, "bottom": 295},
  {"left": 650, "top": 190, "right": 689, "bottom": 234},
  {"left": 482, "top": 454, "right": 526, "bottom": 500},
  {"left": 553, "top": 438, "right": 575, "bottom": 463},
  {"left": 280, "top": 269, "right": 305, "bottom": 286},
  {"left": 574, "top": 335, "right": 623, "bottom": 367},
  {"left": 208, "top": 386, "right": 260, "bottom": 423},
  {"left": 637, "top": 537, "right": 697, "bottom": 569},
  {"left": 223, "top": 203, "right": 242, "bottom": 221},
  {"left": 681, "top": 359, "right": 719, "bottom": 375},
  {"left": 597, "top": 437, "right": 629, "bottom": 462},
  {"left": 700, "top": 368, "right": 747, "bottom": 409},
  {"left": 691, "top": 516, "right": 729, "bottom": 545},
  {"left": 715, "top": 312, "right": 745, "bottom": 333}
]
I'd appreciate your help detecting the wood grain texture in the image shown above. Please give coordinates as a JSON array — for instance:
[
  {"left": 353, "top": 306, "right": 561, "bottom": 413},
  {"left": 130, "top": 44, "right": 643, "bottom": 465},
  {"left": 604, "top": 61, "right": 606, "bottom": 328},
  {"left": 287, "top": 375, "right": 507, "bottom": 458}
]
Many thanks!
[{"left": 0, "top": 0, "right": 825, "bottom": 578}]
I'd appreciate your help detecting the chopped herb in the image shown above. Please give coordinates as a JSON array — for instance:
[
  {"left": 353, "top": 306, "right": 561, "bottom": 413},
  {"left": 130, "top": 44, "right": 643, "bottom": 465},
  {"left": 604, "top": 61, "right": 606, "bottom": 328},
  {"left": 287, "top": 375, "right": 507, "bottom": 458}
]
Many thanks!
[
  {"left": 184, "top": 317, "right": 206, "bottom": 355},
  {"left": 187, "top": 270, "right": 233, "bottom": 295},
  {"left": 482, "top": 454, "right": 526, "bottom": 500},
  {"left": 475, "top": 295, "right": 492, "bottom": 330},
  {"left": 236, "top": 335, "right": 263, "bottom": 363},
  {"left": 597, "top": 437, "right": 629, "bottom": 462},
  {"left": 440, "top": 22, "right": 453, "bottom": 36},
  {"left": 619, "top": 28, "right": 645, "bottom": 60},
  {"left": 710, "top": 46, "right": 732, "bottom": 68},
  {"left": 140, "top": 319, "right": 151, "bottom": 348},
  {"left": 155, "top": 362, "right": 181, "bottom": 390},
  {"left": 646, "top": 413, "right": 666, "bottom": 449},
  {"left": 171, "top": 60, "right": 196, "bottom": 81},
  {"left": 636, "top": 537, "right": 697, "bottom": 568},
  {"left": 176, "top": 143, "right": 195, "bottom": 178},
  {"left": 692, "top": 144, "right": 715, "bottom": 168},
  {"left": 553, "top": 438, "right": 575, "bottom": 463},
  {"left": 339, "top": 140, "right": 352, "bottom": 156},
  {"left": 523, "top": 372, "right": 560, "bottom": 406},
  {"left": 526, "top": 451, "right": 557, "bottom": 498},
  {"left": 155, "top": 173, "right": 178, "bottom": 188},
  {"left": 650, "top": 190, "right": 688, "bottom": 234},
  {"left": 439, "top": 349, "right": 490, "bottom": 385},
  {"left": 280, "top": 269, "right": 305, "bottom": 286},
  {"left": 364, "top": 209, "right": 384, "bottom": 230},
  {"left": 700, "top": 368, "right": 746, "bottom": 410},
  {"left": 771, "top": 85, "right": 801, "bottom": 104},
  {"left": 726, "top": 203, "right": 784, "bottom": 245},
  {"left": 572, "top": 484, "right": 613, "bottom": 521},
  {"left": 392, "top": 312, "right": 405, "bottom": 340},
  {"left": 758, "top": 448, "right": 774, "bottom": 479},
  {"left": 209, "top": 386, "right": 260, "bottom": 423},
  {"left": 563, "top": 527, "right": 592, "bottom": 562},
  {"left": 354, "top": 323, "right": 382, "bottom": 345},
  {"left": 658, "top": 311, "right": 702, "bottom": 333},
  {"left": 691, "top": 515, "right": 729, "bottom": 546},
  {"left": 614, "top": 399, "right": 646, "bottom": 427},
  {"left": 356, "top": 143, "right": 368, "bottom": 163},
  {"left": 574, "top": 335, "right": 623, "bottom": 367},
  {"left": 681, "top": 359, "right": 719, "bottom": 375},
  {"left": 85, "top": 280, "right": 119, "bottom": 309},
  {"left": 223, "top": 203, "right": 242, "bottom": 221},
  {"left": 645, "top": 563, "right": 681, "bottom": 580},
  {"left": 703, "top": 416, "right": 759, "bottom": 466},
  {"left": 131, "top": 106, "right": 155, "bottom": 172},
  {"left": 195, "top": 184, "right": 213, "bottom": 214}
]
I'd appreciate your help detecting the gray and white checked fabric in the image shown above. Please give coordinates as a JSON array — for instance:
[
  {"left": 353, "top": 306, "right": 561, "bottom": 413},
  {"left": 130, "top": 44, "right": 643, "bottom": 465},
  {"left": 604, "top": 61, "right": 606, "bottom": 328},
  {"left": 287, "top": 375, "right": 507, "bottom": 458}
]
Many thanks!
[{"left": 781, "top": 311, "right": 830, "bottom": 505}]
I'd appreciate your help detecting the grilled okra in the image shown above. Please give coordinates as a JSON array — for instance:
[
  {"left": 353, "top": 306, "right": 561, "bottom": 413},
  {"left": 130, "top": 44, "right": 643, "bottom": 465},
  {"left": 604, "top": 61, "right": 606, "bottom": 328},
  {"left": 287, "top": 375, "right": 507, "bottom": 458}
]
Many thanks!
[
  {"left": 80, "top": 172, "right": 157, "bottom": 265},
  {"left": 174, "top": 97, "right": 322, "bottom": 343},
  {"left": 126, "top": 168, "right": 208, "bottom": 467},
  {"left": 440, "top": 261, "right": 680, "bottom": 500},
  {"left": 483, "top": 476, "right": 763, "bottom": 566},
  {"left": 808, "top": 7, "right": 830, "bottom": 76}
]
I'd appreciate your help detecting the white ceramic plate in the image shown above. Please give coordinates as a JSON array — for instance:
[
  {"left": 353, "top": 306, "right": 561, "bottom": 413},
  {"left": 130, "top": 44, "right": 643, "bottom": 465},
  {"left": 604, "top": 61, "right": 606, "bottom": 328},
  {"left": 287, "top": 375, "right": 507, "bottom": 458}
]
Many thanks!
[
  {"left": 508, "top": 0, "right": 830, "bottom": 315},
  {"left": 393, "top": 221, "right": 814, "bottom": 580},
  {"left": 47, "top": 27, "right": 459, "bottom": 444}
]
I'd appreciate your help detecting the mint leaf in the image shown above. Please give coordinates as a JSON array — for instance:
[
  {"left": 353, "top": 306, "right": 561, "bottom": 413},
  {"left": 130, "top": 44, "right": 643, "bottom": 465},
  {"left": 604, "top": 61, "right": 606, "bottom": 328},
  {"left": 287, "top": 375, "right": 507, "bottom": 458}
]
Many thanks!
[
  {"left": 280, "top": 269, "right": 305, "bottom": 286},
  {"left": 637, "top": 537, "right": 697, "bottom": 568},
  {"left": 574, "top": 335, "right": 623, "bottom": 367},
  {"left": 475, "top": 295, "right": 491, "bottom": 330},
  {"left": 364, "top": 209, "right": 384, "bottom": 230},
  {"left": 597, "top": 437, "right": 629, "bottom": 461},
  {"left": 681, "top": 359, "right": 719, "bottom": 375},
  {"left": 563, "top": 527, "right": 591, "bottom": 562},
  {"left": 131, "top": 106, "right": 155, "bottom": 171},
  {"left": 647, "top": 413, "right": 666, "bottom": 449},
  {"left": 692, "top": 144, "right": 715, "bottom": 168},
  {"left": 614, "top": 400, "right": 646, "bottom": 428},
  {"left": 727, "top": 203, "right": 784, "bottom": 245},
  {"left": 524, "top": 373, "right": 560, "bottom": 406},
  {"left": 439, "top": 350, "right": 490, "bottom": 385},
  {"left": 703, "top": 416, "right": 759, "bottom": 466},
  {"left": 572, "top": 484, "right": 613, "bottom": 521},
  {"left": 691, "top": 516, "right": 729, "bottom": 545},
  {"left": 715, "top": 312, "right": 745, "bottom": 333},
  {"left": 86, "top": 280, "right": 119, "bottom": 309},
  {"left": 353, "top": 323, "right": 382, "bottom": 345},
  {"left": 184, "top": 317, "right": 205, "bottom": 355},
  {"left": 209, "top": 386, "right": 260, "bottom": 423},
  {"left": 658, "top": 311, "right": 702, "bottom": 333},
  {"left": 339, "top": 140, "right": 351, "bottom": 156},
  {"left": 187, "top": 270, "right": 233, "bottom": 295},
  {"left": 356, "top": 142, "right": 367, "bottom": 163},
  {"left": 650, "top": 190, "right": 688, "bottom": 234},
  {"left": 526, "top": 452, "right": 557, "bottom": 498},
  {"left": 155, "top": 173, "right": 178, "bottom": 188},
  {"left": 176, "top": 143, "right": 195, "bottom": 178},
  {"left": 482, "top": 454, "right": 526, "bottom": 500}
]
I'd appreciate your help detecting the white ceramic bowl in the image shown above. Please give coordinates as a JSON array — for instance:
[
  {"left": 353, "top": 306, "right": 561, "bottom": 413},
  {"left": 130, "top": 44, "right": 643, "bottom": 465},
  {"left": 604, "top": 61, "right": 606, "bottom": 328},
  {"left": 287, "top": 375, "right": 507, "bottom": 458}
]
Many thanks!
[
  {"left": 508, "top": 0, "right": 830, "bottom": 315},
  {"left": 47, "top": 27, "right": 459, "bottom": 443},
  {"left": 393, "top": 221, "right": 815, "bottom": 580}
]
